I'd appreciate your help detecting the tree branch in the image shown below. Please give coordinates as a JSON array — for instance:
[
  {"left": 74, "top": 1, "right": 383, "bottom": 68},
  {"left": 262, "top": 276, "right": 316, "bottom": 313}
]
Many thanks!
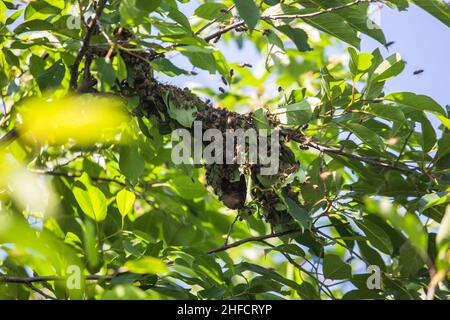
[
  {"left": 0, "top": 274, "right": 113, "bottom": 284},
  {"left": 69, "top": 0, "right": 108, "bottom": 90},
  {"left": 306, "top": 141, "right": 420, "bottom": 175},
  {"left": 0, "top": 128, "right": 19, "bottom": 148},
  {"left": 204, "top": 0, "right": 375, "bottom": 42}
]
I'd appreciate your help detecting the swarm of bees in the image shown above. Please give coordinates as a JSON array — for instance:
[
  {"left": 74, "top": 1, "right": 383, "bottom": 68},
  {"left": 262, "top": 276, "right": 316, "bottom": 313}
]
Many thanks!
[{"left": 93, "top": 27, "right": 308, "bottom": 230}]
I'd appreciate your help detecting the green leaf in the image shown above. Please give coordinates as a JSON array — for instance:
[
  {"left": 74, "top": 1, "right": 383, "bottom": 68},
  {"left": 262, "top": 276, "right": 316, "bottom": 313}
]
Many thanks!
[
  {"left": 151, "top": 59, "right": 189, "bottom": 77},
  {"left": 194, "top": 2, "right": 228, "bottom": 20},
  {"left": 73, "top": 173, "right": 108, "bottom": 222},
  {"left": 120, "top": 0, "right": 152, "bottom": 26},
  {"left": 365, "top": 198, "right": 428, "bottom": 258},
  {"left": 279, "top": 193, "right": 310, "bottom": 230},
  {"left": 124, "top": 256, "right": 169, "bottom": 274},
  {"left": 163, "top": 91, "right": 197, "bottom": 127},
  {"left": 323, "top": 254, "right": 352, "bottom": 280},
  {"left": 356, "top": 219, "right": 393, "bottom": 254},
  {"left": 24, "top": 1, "right": 61, "bottom": 20},
  {"left": 252, "top": 109, "right": 272, "bottom": 130},
  {"left": 234, "top": 0, "right": 260, "bottom": 29},
  {"left": 273, "top": 97, "right": 320, "bottom": 126},
  {"left": 14, "top": 19, "right": 54, "bottom": 34},
  {"left": 276, "top": 26, "right": 312, "bottom": 52},
  {"left": 399, "top": 241, "right": 425, "bottom": 277},
  {"left": 83, "top": 219, "right": 100, "bottom": 272},
  {"left": 364, "top": 104, "right": 406, "bottom": 123},
  {"left": 436, "top": 133, "right": 450, "bottom": 160},
  {"left": 348, "top": 47, "right": 373, "bottom": 77},
  {"left": 171, "top": 176, "right": 207, "bottom": 199},
  {"left": 167, "top": 6, "right": 192, "bottom": 31},
  {"left": 35, "top": 59, "right": 66, "bottom": 92},
  {"left": 136, "top": 0, "right": 161, "bottom": 12},
  {"left": 372, "top": 53, "right": 405, "bottom": 82},
  {"left": 420, "top": 114, "right": 436, "bottom": 153},
  {"left": 116, "top": 189, "right": 136, "bottom": 218},
  {"left": 302, "top": 11, "right": 360, "bottom": 48},
  {"left": 113, "top": 55, "right": 128, "bottom": 82},
  {"left": 411, "top": 0, "right": 450, "bottom": 28},
  {"left": 385, "top": 92, "right": 446, "bottom": 116},
  {"left": 179, "top": 46, "right": 218, "bottom": 74},
  {"left": 119, "top": 143, "right": 145, "bottom": 184},
  {"left": 345, "top": 123, "right": 384, "bottom": 152},
  {"left": 419, "top": 192, "right": 449, "bottom": 212}
]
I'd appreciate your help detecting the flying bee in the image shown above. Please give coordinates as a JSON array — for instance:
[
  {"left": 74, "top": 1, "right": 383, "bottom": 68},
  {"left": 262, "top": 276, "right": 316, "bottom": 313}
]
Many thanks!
[
  {"left": 385, "top": 41, "right": 395, "bottom": 49},
  {"left": 413, "top": 69, "right": 424, "bottom": 75}
]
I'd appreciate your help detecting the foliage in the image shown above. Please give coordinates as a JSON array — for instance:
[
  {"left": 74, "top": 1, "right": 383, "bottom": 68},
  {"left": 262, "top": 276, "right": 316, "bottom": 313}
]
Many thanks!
[{"left": 0, "top": 0, "right": 449, "bottom": 300}]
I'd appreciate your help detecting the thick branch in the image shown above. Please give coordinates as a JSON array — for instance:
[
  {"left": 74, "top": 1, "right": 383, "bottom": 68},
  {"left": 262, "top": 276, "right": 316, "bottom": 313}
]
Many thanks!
[
  {"left": 0, "top": 274, "right": 113, "bottom": 284},
  {"left": 69, "top": 0, "right": 108, "bottom": 90}
]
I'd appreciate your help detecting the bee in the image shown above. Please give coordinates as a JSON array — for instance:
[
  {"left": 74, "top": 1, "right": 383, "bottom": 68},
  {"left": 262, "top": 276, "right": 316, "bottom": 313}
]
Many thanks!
[
  {"left": 413, "top": 69, "right": 424, "bottom": 75},
  {"left": 238, "top": 62, "right": 252, "bottom": 68},
  {"left": 229, "top": 69, "right": 234, "bottom": 78},
  {"left": 190, "top": 71, "right": 198, "bottom": 76},
  {"left": 385, "top": 41, "right": 395, "bottom": 48},
  {"left": 219, "top": 87, "right": 226, "bottom": 93},
  {"left": 221, "top": 76, "right": 228, "bottom": 85}
]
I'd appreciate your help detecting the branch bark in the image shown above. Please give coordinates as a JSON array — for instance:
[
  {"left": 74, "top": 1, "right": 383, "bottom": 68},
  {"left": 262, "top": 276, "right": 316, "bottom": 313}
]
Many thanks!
[{"left": 69, "top": 0, "right": 108, "bottom": 90}]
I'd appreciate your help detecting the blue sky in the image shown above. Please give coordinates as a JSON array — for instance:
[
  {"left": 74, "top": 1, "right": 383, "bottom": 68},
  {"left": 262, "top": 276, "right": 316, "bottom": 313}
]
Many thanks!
[
  {"left": 361, "top": 4, "right": 450, "bottom": 107},
  {"left": 170, "top": 2, "right": 450, "bottom": 109}
]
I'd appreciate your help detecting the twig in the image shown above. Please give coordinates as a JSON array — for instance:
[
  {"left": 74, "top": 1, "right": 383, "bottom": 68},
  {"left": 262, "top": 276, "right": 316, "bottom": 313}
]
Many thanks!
[
  {"left": 26, "top": 283, "right": 57, "bottom": 300},
  {"left": 426, "top": 270, "right": 446, "bottom": 300},
  {"left": 224, "top": 214, "right": 240, "bottom": 245},
  {"left": 69, "top": 0, "right": 108, "bottom": 90},
  {"left": 29, "top": 169, "right": 126, "bottom": 187},
  {"left": 306, "top": 141, "right": 420, "bottom": 175},
  {"left": 207, "top": 228, "right": 302, "bottom": 254}
]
